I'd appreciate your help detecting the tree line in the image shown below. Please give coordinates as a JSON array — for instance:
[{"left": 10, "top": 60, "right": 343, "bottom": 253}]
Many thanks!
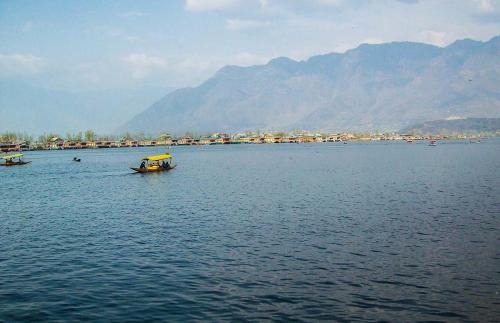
[{"left": 0, "top": 130, "right": 177, "bottom": 144}]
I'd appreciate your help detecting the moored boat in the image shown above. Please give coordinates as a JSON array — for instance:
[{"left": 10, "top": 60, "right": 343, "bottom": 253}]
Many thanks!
[
  {"left": 1, "top": 153, "right": 31, "bottom": 166},
  {"left": 131, "top": 153, "right": 176, "bottom": 173}
]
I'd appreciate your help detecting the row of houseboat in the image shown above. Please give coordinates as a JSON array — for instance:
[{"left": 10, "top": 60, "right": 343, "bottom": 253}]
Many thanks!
[{"left": 0, "top": 133, "right": 464, "bottom": 152}]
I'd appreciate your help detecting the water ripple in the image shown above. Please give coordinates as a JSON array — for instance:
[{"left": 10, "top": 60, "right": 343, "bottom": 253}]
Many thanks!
[{"left": 1, "top": 141, "right": 499, "bottom": 321}]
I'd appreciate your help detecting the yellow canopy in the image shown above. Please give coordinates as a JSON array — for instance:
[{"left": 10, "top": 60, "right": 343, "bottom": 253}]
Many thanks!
[
  {"left": 142, "top": 153, "right": 172, "bottom": 161},
  {"left": 2, "top": 153, "right": 23, "bottom": 160}
]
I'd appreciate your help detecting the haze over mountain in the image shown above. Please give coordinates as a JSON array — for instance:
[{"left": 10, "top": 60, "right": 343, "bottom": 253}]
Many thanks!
[
  {"left": 401, "top": 117, "right": 500, "bottom": 135},
  {"left": 121, "top": 36, "right": 500, "bottom": 134},
  {"left": 0, "top": 82, "right": 170, "bottom": 134}
]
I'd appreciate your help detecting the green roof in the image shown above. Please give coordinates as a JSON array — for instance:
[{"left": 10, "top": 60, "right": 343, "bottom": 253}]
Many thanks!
[{"left": 1, "top": 153, "right": 23, "bottom": 160}]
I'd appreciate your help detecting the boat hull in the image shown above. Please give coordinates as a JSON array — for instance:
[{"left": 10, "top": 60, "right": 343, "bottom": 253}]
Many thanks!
[
  {"left": 131, "top": 164, "right": 176, "bottom": 173},
  {"left": 0, "top": 161, "right": 32, "bottom": 167}
]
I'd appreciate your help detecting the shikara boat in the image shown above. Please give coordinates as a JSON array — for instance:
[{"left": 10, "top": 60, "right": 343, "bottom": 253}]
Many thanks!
[
  {"left": 1, "top": 153, "right": 32, "bottom": 166},
  {"left": 131, "top": 153, "right": 176, "bottom": 173}
]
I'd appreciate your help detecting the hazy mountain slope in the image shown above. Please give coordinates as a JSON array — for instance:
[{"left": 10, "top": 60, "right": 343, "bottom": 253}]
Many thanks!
[
  {"left": 120, "top": 36, "right": 500, "bottom": 134},
  {"left": 0, "top": 82, "right": 171, "bottom": 134},
  {"left": 400, "top": 118, "right": 500, "bottom": 134}
]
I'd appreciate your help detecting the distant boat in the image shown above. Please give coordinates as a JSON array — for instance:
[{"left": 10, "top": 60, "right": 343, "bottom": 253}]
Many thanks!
[
  {"left": 131, "top": 153, "right": 176, "bottom": 173},
  {"left": 428, "top": 140, "right": 437, "bottom": 146},
  {"left": 469, "top": 138, "right": 480, "bottom": 143},
  {"left": 73, "top": 157, "right": 81, "bottom": 162},
  {"left": 1, "top": 153, "right": 31, "bottom": 166}
]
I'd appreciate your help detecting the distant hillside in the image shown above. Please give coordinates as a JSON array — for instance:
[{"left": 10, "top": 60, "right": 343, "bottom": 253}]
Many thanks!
[
  {"left": 0, "top": 81, "right": 171, "bottom": 134},
  {"left": 120, "top": 35, "right": 500, "bottom": 134},
  {"left": 400, "top": 118, "right": 500, "bottom": 135}
]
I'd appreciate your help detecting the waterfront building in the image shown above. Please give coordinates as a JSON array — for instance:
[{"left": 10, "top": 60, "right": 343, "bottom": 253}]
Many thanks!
[
  {"left": 199, "top": 137, "right": 216, "bottom": 145},
  {"left": 215, "top": 136, "right": 231, "bottom": 144},
  {"left": 178, "top": 136, "right": 194, "bottom": 145},
  {"left": 0, "top": 142, "right": 19, "bottom": 153},
  {"left": 49, "top": 137, "right": 64, "bottom": 150}
]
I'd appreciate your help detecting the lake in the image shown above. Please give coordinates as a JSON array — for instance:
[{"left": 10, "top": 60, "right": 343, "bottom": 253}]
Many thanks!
[{"left": 1, "top": 141, "right": 499, "bottom": 321}]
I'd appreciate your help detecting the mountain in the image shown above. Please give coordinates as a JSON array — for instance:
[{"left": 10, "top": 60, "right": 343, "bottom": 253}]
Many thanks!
[
  {"left": 0, "top": 81, "right": 171, "bottom": 135},
  {"left": 400, "top": 117, "right": 500, "bottom": 135},
  {"left": 120, "top": 36, "right": 500, "bottom": 134}
]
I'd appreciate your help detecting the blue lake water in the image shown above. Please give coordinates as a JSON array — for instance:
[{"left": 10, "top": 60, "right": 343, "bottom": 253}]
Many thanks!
[{"left": 1, "top": 141, "right": 499, "bottom": 322}]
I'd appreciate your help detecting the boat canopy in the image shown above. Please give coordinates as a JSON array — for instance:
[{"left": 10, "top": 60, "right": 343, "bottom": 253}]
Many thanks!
[
  {"left": 1, "top": 153, "right": 23, "bottom": 160},
  {"left": 142, "top": 153, "right": 172, "bottom": 161}
]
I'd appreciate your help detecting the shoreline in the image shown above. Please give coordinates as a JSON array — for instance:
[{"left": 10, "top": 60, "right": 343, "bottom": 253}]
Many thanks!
[{"left": 1, "top": 136, "right": 489, "bottom": 153}]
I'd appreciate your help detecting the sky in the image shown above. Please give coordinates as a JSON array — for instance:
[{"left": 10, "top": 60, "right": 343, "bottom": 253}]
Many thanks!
[{"left": 1, "top": 0, "right": 499, "bottom": 92}]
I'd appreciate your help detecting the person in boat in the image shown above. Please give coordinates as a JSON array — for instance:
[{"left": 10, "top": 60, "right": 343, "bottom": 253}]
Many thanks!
[{"left": 140, "top": 160, "right": 146, "bottom": 168}]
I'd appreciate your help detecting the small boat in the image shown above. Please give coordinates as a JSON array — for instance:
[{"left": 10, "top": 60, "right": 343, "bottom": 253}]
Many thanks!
[
  {"left": 131, "top": 153, "right": 176, "bottom": 173},
  {"left": 73, "top": 157, "right": 81, "bottom": 162},
  {"left": 1, "top": 153, "right": 31, "bottom": 166},
  {"left": 429, "top": 140, "right": 437, "bottom": 146}
]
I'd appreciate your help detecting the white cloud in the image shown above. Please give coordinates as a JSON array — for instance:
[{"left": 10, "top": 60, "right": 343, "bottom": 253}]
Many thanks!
[
  {"left": 169, "top": 52, "right": 270, "bottom": 85},
  {"left": 226, "top": 18, "right": 270, "bottom": 31},
  {"left": 328, "top": 38, "right": 385, "bottom": 54},
  {"left": 184, "top": 0, "right": 313, "bottom": 14},
  {"left": 316, "top": 0, "right": 342, "bottom": 7},
  {"left": 227, "top": 52, "right": 269, "bottom": 66},
  {"left": 123, "top": 53, "right": 168, "bottom": 79},
  {"left": 177, "top": 52, "right": 268, "bottom": 72},
  {"left": 473, "top": 0, "right": 496, "bottom": 13},
  {"left": 361, "top": 38, "right": 385, "bottom": 45},
  {"left": 185, "top": 0, "right": 242, "bottom": 12},
  {"left": 0, "top": 53, "right": 45, "bottom": 77},
  {"left": 420, "top": 30, "right": 448, "bottom": 47}
]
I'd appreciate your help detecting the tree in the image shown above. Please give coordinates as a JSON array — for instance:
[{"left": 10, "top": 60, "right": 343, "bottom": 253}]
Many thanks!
[
  {"left": 121, "top": 132, "right": 133, "bottom": 141},
  {"left": 19, "top": 132, "right": 33, "bottom": 144},
  {"left": 98, "top": 134, "right": 116, "bottom": 141},
  {"left": 0, "top": 132, "right": 17, "bottom": 143},
  {"left": 157, "top": 133, "right": 171, "bottom": 140},
  {"left": 136, "top": 132, "right": 146, "bottom": 140},
  {"left": 274, "top": 132, "right": 286, "bottom": 138},
  {"left": 84, "top": 130, "right": 96, "bottom": 142},
  {"left": 37, "top": 133, "right": 59, "bottom": 144}
]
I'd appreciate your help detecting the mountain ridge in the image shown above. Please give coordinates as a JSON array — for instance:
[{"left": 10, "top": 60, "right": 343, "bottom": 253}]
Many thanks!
[
  {"left": 120, "top": 36, "right": 500, "bottom": 134},
  {"left": 400, "top": 117, "right": 500, "bottom": 135}
]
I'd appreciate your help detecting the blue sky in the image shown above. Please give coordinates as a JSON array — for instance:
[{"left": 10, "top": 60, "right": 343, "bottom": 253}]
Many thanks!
[{"left": 1, "top": 0, "right": 499, "bottom": 91}]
